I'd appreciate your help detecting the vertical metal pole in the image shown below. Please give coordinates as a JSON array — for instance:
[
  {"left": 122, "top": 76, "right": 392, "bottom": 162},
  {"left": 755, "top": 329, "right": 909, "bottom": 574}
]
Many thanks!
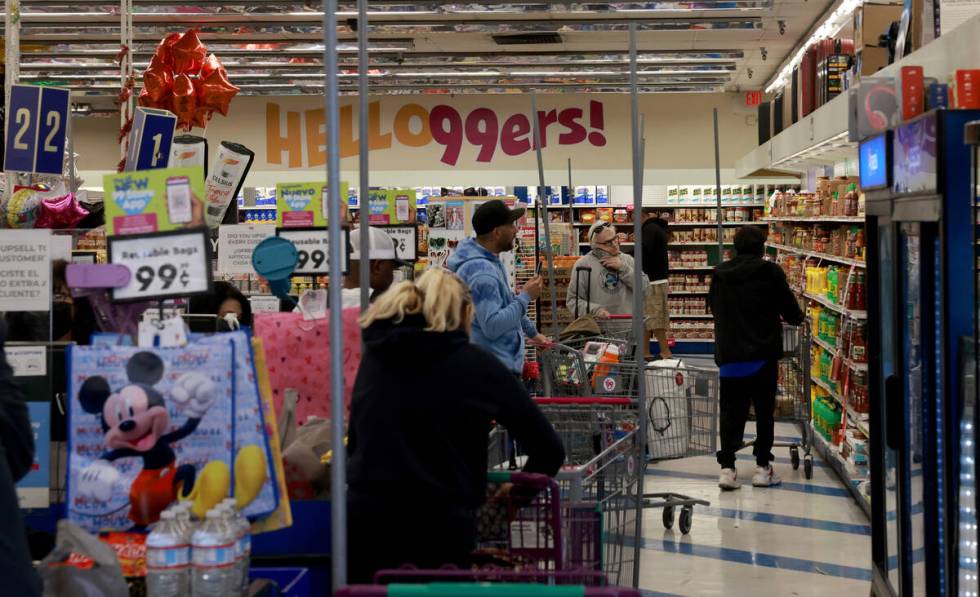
[
  {"left": 713, "top": 109, "right": 723, "bottom": 261},
  {"left": 530, "top": 94, "right": 559, "bottom": 338},
  {"left": 4, "top": 0, "right": 22, "bottom": 200},
  {"left": 357, "top": 0, "right": 370, "bottom": 311},
  {"left": 628, "top": 24, "right": 646, "bottom": 590},
  {"left": 324, "top": 0, "right": 347, "bottom": 590},
  {"left": 68, "top": 102, "right": 77, "bottom": 194},
  {"left": 567, "top": 157, "right": 574, "bottom": 227}
]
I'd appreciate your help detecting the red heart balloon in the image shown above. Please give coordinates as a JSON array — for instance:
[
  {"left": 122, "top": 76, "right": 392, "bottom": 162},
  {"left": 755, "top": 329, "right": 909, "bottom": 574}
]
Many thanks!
[
  {"left": 199, "top": 68, "right": 240, "bottom": 117},
  {"left": 171, "top": 74, "right": 197, "bottom": 129},
  {"left": 172, "top": 29, "right": 207, "bottom": 75}
]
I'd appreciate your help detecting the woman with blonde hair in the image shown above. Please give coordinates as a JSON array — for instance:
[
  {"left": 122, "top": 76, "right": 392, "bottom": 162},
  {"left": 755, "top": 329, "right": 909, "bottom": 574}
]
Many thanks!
[{"left": 346, "top": 268, "right": 564, "bottom": 582}]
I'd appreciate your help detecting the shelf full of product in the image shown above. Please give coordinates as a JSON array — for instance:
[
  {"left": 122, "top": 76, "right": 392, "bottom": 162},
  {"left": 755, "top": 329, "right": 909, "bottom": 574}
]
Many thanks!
[{"left": 767, "top": 182, "right": 870, "bottom": 513}]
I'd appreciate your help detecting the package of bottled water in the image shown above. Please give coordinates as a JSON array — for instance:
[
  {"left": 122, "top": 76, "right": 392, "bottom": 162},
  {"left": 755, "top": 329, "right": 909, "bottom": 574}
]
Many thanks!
[
  {"left": 191, "top": 509, "right": 236, "bottom": 596},
  {"left": 146, "top": 510, "right": 190, "bottom": 597}
]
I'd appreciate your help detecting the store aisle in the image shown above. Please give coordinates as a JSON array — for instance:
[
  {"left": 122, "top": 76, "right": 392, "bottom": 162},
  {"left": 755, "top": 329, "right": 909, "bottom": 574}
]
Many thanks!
[{"left": 638, "top": 421, "right": 871, "bottom": 597}]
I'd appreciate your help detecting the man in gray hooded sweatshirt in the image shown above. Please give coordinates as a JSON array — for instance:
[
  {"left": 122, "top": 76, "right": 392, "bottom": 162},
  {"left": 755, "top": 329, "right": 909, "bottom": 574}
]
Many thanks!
[{"left": 567, "top": 221, "right": 648, "bottom": 319}]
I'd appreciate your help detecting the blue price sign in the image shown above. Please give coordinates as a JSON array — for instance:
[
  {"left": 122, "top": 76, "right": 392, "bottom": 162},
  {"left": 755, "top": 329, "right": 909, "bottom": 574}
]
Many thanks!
[
  {"left": 3, "top": 85, "right": 70, "bottom": 175},
  {"left": 124, "top": 107, "right": 177, "bottom": 171}
]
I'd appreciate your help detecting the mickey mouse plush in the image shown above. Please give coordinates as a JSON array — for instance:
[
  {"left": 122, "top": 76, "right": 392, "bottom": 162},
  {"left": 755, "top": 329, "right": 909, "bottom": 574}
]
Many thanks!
[{"left": 76, "top": 351, "right": 217, "bottom": 527}]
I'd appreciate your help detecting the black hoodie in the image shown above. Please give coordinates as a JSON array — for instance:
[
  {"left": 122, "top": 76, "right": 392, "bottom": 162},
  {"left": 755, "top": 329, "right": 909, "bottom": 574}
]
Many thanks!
[
  {"left": 708, "top": 254, "right": 805, "bottom": 365},
  {"left": 347, "top": 314, "right": 564, "bottom": 510}
]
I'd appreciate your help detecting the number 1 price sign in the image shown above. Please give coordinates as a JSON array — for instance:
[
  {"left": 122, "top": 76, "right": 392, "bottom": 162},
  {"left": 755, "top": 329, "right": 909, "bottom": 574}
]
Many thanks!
[
  {"left": 276, "top": 227, "right": 350, "bottom": 275},
  {"left": 4, "top": 85, "right": 70, "bottom": 175},
  {"left": 107, "top": 228, "right": 213, "bottom": 302}
]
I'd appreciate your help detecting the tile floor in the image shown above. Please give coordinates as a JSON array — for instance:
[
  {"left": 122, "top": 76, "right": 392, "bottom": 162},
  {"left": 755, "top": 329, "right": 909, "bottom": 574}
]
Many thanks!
[{"left": 636, "top": 421, "right": 871, "bottom": 597}]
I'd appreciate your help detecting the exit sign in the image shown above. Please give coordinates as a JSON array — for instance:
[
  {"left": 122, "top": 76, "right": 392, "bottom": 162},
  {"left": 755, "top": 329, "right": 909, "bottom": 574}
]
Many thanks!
[{"left": 745, "top": 91, "right": 763, "bottom": 107}]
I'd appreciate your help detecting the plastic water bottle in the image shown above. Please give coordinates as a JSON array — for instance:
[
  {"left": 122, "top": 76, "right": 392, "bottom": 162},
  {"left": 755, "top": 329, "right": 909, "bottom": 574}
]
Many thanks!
[
  {"left": 146, "top": 510, "right": 190, "bottom": 597},
  {"left": 191, "top": 509, "right": 235, "bottom": 596},
  {"left": 221, "top": 499, "right": 252, "bottom": 594}
]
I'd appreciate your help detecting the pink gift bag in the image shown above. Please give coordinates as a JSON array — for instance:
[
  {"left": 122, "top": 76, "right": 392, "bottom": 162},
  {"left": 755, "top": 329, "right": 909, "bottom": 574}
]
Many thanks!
[{"left": 253, "top": 308, "right": 363, "bottom": 424}]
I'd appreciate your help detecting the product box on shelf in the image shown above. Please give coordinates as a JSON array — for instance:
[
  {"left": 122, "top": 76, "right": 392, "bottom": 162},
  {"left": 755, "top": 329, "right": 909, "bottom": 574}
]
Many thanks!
[
  {"left": 848, "top": 76, "right": 899, "bottom": 141},
  {"left": 853, "top": 3, "right": 903, "bottom": 52},
  {"left": 898, "top": 66, "right": 925, "bottom": 121},
  {"left": 951, "top": 69, "right": 980, "bottom": 109},
  {"left": 856, "top": 46, "right": 889, "bottom": 77}
]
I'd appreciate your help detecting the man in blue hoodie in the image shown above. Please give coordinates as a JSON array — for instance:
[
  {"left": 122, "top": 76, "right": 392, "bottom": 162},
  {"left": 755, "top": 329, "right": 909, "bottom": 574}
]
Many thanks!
[{"left": 448, "top": 200, "right": 548, "bottom": 375}]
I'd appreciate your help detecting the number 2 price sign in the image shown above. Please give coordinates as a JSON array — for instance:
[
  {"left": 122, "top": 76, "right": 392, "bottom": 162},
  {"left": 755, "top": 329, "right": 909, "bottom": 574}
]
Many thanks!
[
  {"left": 107, "top": 228, "right": 213, "bottom": 302},
  {"left": 4, "top": 85, "right": 70, "bottom": 175},
  {"left": 276, "top": 227, "right": 350, "bottom": 275}
]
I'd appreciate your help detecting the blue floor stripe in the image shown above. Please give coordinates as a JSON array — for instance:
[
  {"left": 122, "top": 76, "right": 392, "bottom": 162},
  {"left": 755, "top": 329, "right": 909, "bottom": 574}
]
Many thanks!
[
  {"left": 886, "top": 502, "right": 926, "bottom": 521},
  {"left": 640, "top": 591, "right": 686, "bottom": 597},
  {"left": 638, "top": 535, "right": 872, "bottom": 582},
  {"left": 646, "top": 468, "right": 853, "bottom": 498},
  {"left": 697, "top": 506, "right": 870, "bottom": 535}
]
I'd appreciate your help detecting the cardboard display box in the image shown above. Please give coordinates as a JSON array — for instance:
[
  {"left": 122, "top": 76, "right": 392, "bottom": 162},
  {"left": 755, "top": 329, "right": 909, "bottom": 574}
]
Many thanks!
[{"left": 853, "top": 3, "right": 903, "bottom": 51}]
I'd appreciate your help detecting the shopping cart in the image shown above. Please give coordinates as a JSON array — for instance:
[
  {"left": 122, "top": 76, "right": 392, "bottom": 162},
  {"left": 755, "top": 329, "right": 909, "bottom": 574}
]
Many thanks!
[{"left": 739, "top": 323, "right": 813, "bottom": 479}]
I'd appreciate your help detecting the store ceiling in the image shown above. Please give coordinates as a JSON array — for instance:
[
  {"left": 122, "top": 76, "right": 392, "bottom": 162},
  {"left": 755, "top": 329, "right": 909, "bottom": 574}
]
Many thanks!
[{"left": 7, "top": 0, "right": 836, "bottom": 104}]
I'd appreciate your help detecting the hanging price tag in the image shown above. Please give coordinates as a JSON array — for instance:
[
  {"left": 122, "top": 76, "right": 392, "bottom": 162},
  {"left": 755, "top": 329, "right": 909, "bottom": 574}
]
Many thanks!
[
  {"left": 276, "top": 227, "right": 350, "bottom": 275},
  {"left": 378, "top": 225, "right": 418, "bottom": 261},
  {"left": 107, "top": 228, "right": 212, "bottom": 302}
]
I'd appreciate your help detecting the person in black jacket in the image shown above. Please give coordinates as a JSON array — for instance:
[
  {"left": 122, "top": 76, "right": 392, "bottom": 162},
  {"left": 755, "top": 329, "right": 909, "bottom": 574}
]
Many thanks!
[
  {"left": 708, "top": 226, "right": 804, "bottom": 490},
  {"left": 640, "top": 209, "right": 672, "bottom": 359},
  {"left": 346, "top": 268, "right": 564, "bottom": 583},
  {"left": 0, "top": 321, "right": 42, "bottom": 596}
]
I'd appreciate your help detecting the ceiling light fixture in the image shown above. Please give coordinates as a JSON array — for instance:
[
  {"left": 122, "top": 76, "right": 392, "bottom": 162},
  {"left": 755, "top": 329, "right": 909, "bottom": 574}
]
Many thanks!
[{"left": 763, "top": 0, "right": 861, "bottom": 94}]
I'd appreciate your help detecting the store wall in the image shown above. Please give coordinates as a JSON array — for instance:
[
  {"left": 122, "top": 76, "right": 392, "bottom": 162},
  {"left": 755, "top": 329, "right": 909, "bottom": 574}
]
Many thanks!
[{"left": 73, "top": 92, "right": 758, "bottom": 187}]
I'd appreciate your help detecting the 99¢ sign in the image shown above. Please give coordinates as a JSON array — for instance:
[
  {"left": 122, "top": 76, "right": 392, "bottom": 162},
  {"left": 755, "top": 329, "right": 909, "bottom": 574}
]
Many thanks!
[
  {"left": 107, "top": 228, "right": 213, "bottom": 302},
  {"left": 276, "top": 227, "right": 350, "bottom": 275},
  {"left": 4, "top": 85, "right": 71, "bottom": 175}
]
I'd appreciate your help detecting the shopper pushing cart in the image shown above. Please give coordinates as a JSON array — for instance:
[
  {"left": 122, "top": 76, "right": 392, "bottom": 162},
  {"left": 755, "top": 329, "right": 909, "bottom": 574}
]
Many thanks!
[{"left": 708, "top": 226, "right": 805, "bottom": 490}]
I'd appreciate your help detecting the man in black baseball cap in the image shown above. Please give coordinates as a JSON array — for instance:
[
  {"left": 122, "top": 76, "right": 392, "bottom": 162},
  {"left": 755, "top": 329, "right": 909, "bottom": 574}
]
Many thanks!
[{"left": 448, "top": 200, "right": 547, "bottom": 376}]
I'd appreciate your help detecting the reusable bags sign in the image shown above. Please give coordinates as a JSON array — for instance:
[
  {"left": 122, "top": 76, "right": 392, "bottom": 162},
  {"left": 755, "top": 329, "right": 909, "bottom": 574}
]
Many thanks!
[{"left": 68, "top": 332, "right": 278, "bottom": 532}]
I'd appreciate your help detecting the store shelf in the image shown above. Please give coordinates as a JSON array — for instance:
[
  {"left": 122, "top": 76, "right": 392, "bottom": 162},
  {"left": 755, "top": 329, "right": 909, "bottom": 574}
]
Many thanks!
[
  {"left": 669, "top": 290, "right": 710, "bottom": 295},
  {"left": 762, "top": 216, "right": 865, "bottom": 224},
  {"left": 645, "top": 203, "right": 765, "bottom": 208},
  {"left": 811, "top": 334, "right": 869, "bottom": 373},
  {"left": 668, "top": 265, "right": 714, "bottom": 271},
  {"left": 802, "top": 291, "right": 867, "bottom": 320},
  {"left": 671, "top": 242, "right": 732, "bottom": 247},
  {"left": 673, "top": 338, "right": 715, "bottom": 343},
  {"left": 669, "top": 314, "right": 712, "bottom": 319},
  {"left": 670, "top": 221, "right": 764, "bottom": 227},
  {"left": 810, "top": 426, "right": 872, "bottom": 519},
  {"left": 768, "top": 243, "right": 866, "bottom": 268},
  {"left": 810, "top": 375, "right": 871, "bottom": 437}
]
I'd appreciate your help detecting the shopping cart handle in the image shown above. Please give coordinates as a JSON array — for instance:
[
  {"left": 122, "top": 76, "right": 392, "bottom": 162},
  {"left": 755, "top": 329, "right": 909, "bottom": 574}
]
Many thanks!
[
  {"left": 605, "top": 314, "right": 632, "bottom": 320},
  {"left": 533, "top": 396, "right": 633, "bottom": 405}
]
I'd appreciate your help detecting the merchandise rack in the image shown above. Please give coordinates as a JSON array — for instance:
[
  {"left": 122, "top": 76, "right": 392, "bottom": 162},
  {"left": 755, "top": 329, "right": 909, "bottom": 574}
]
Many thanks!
[{"left": 766, "top": 195, "right": 870, "bottom": 516}]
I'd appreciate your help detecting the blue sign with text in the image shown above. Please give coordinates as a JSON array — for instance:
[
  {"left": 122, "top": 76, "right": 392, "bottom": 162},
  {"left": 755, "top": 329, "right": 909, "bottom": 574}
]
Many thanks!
[
  {"left": 3, "top": 85, "right": 70, "bottom": 175},
  {"left": 124, "top": 107, "right": 177, "bottom": 171}
]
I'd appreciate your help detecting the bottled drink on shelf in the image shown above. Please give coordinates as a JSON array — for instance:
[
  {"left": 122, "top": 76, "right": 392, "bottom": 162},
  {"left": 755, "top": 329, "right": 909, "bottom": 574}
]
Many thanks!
[
  {"left": 146, "top": 510, "right": 190, "bottom": 597},
  {"left": 191, "top": 509, "right": 236, "bottom": 596}
]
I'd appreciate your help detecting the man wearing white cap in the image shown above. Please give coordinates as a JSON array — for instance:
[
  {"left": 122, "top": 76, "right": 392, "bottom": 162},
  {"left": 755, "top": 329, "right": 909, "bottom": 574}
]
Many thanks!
[{"left": 343, "top": 227, "right": 411, "bottom": 309}]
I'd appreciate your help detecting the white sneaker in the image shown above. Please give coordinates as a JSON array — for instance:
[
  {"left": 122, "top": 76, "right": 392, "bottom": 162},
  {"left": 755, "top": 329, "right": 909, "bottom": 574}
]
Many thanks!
[
  {"left": 752, "top": 465, "right": 782, "bottom": 487},
  {"left": 718, "top": 468, "right": 740, "bottom": 490}
]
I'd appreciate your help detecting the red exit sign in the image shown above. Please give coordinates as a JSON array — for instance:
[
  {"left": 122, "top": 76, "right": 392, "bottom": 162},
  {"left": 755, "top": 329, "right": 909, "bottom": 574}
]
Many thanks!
[{"left": 745, "top": 91, "right": 763, "bottom": 107}]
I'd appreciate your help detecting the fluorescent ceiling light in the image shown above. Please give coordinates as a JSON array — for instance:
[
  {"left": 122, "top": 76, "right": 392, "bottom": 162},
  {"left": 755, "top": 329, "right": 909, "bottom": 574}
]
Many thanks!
[{"left": 763, "top": 0, "right": 861, "bottom": 94}]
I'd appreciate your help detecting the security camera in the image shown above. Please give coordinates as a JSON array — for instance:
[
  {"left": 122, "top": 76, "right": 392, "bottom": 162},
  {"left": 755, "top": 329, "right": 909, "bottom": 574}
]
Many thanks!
[
  {"left": 761, "top": 47, "right": 768, "bottom": 61},
  {"left": 747, "top": 68, "right": 754, "bottom": 79},
  {"left": 778, "top": 20, "right": 786, "bottom": 35}
]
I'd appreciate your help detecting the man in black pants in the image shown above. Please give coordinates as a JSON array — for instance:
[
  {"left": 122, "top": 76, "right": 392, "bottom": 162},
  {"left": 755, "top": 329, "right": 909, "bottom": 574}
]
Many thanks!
[{"left": 708, "top": 227, "right": 803, "bottom": 489}]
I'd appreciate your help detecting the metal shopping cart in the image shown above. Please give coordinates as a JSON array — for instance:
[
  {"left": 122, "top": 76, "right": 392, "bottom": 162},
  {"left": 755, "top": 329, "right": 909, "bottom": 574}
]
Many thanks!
[{"left": 738, "top": 323, "right": 813, "bottom": 479}]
